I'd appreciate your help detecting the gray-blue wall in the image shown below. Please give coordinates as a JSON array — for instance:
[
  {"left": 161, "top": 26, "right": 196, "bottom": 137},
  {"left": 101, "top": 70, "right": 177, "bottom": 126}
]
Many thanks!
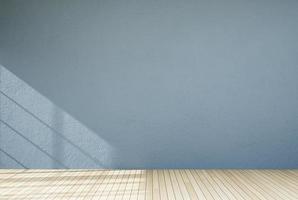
[{"left": 1, "top": 0, "right": 298, "bottom": 168}]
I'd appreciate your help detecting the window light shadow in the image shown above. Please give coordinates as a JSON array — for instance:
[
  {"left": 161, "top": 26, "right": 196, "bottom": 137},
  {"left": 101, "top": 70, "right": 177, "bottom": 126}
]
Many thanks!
[{"left": 0, "top": 64, "right": 115, "bottom": 168}]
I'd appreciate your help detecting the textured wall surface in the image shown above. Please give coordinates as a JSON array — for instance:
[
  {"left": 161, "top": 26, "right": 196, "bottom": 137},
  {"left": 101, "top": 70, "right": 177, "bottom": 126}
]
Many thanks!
[{"left": 0, "top": 0, "right": 298, "bottom": 168}]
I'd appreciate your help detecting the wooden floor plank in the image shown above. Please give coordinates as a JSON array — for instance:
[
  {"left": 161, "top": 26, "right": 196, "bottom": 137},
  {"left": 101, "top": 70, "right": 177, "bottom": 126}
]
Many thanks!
[
  {"left": 262, "top": 170, "right": 298, "bottom": 198},
  {"left": 163, "top": 170, "right": 176, "bottom": 200},
  {"left": 251, "top": 170, "right": 296, "bottom": 200},
  {"left": 130, "top": 170, "right": 139, "bottom": 200},
  {"left": 92, "top": 170, "right": 112, "bottom": 199},
  {"left": 157, "top": 170, "right": 168, "bottom": 200},
  {"left": 184, "top": 170, "right": 206, "bottom": 200},
  {"left": 121, "top": 170, "right": 133, "bottom": 200},
  {"left": 180, "top": 170, "right": 198, "bottom": 200},
  {"left": 222, "top": 170, "right": 262, "bottom": 200},
  {"left": 174, "top": 170, "right": 191, "bottom": 200},
  {"left": 0, "top": 169, "right": 297, "bottom": 199},
  {"left": 209, "top": 170, "right": 242, "bottom": 200},
  {"left": 279, "top": 170, "right": 298, "bottom": 186},
  {"left": 195, "top": 170, "right": 221, "bottom": 200},
  {"left": 152, "top": 170, "right": 161, "bottom": 200},
  {"left": 233, "top": 170, "right": 274, "bottom": 200},
  {"left": 145, "top": 170, "right": 153, "bottom": 200},
  {"left": 137, "top": 170, "right": 146, "bottom": 200},
  {"left": 114, "top": 170, "right": 129, "bottom": 200},
  {"left": 203, "top": 170, "right": 234, "bottom": 200},
  {"left": 190, "top": 170, "right": 215, "bottom": 200},
  {"left": 239, "top": 170, "right": 281, "bottom": 200}
]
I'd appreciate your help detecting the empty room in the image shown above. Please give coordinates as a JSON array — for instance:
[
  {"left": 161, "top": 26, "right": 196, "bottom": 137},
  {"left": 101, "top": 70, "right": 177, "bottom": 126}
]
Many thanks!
[{"left": 0, "top": 0, "right": 298, "bottom": 199}]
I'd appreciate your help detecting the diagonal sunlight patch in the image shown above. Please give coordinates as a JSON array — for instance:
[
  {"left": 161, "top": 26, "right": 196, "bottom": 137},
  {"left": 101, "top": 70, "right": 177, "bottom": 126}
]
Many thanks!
[{"left": 0, "top": 65, "right": 115, "bottom": 168}]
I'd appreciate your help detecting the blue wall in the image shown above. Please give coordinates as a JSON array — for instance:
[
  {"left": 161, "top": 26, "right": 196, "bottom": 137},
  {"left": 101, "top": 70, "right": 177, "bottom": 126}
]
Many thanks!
[{"left": 1, "top": 0, "right": 298, "bottom": 168}]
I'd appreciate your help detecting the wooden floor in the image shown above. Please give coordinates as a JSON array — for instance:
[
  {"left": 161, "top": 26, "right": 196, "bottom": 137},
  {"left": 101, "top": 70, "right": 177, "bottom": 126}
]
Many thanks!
[{"left": 0, "top": 170, "right": 297, "bottom": 199}]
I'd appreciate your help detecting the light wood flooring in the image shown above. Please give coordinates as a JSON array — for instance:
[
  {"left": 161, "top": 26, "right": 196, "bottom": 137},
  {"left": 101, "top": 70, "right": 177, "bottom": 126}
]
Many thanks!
[{"left": 0, "top": 169, "right": 297, "bottom": 199}]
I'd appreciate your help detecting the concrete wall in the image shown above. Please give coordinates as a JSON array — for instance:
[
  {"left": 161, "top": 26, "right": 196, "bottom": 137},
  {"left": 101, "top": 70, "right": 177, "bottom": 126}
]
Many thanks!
[{"left": 1, "top": 0, "right": 298, "bottom": 168}]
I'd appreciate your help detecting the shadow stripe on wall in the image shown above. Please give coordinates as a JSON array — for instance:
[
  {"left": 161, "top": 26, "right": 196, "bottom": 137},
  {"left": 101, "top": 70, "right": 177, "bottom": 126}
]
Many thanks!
[
  {"left": 0, "top": 90, "right": 102, "bottom": 167},
  {"left": 0, "top": 65, "right": 115, "bottom": 168},
  {"left": 0, "top": 148, "right": 27, "bottom": 169},
  {"left": 0, "top": 119, "right": 68, "bottom": 168}
]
